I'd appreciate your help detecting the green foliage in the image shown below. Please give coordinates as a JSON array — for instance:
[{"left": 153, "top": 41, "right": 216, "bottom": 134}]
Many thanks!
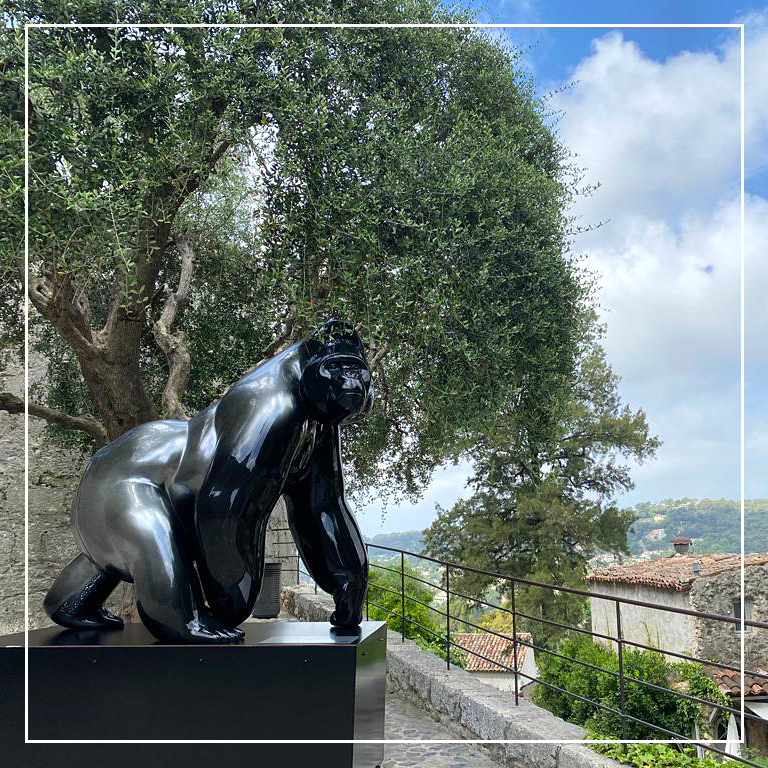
[
  {"left": 533, "top": 635, "right": 731, "bottom": 742},
  {"left": 424, "top": 337, "right": 659, "bottom": 648},
  {"left": 0, "top": 24, "right": 24, "bottom": 362},
  {"left": 591, "top": 647, "right": 694, "bottom": 740},
  {"left": 590, "top": 739, "right": 722, "bottom": 768},
  {"left": 533, "top": 634, "right": 618, "bottom": 726},
  {"left": 366, "top": 559, "right": 464, "bottom": 667},
  {"left": 5, "top": 1, "right": 589, "bottom": 508},
  {"left": 367, "top": 560, "right": 440, "bottom": 643},
  {"left": 627, "top": 498, "right": 768, "bottom": 556}
]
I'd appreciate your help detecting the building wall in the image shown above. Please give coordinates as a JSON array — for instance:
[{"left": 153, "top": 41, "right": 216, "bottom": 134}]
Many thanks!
[
  {"left": 589, "top": 581, "right": 696, "bottom": 658},
  {"left": 468, "top": 646, "right": 539, "bottom": 695},
  {"left": 0, "top": 353, "right": 297, "bottom": 637},
  {"left": 689, "top": 565, "right": 768, "bottom": 669}
]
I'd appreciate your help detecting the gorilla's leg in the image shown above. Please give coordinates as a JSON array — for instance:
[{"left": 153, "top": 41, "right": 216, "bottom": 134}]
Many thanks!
[
  {"left": 112, "top": 482, "right": 244, "bottom": 644},
  {"left": 283, "top": 491, "right": 368, "bottom": 628},
  {"left": 44, "top": 553, "right": 123, "bottom": 630}
]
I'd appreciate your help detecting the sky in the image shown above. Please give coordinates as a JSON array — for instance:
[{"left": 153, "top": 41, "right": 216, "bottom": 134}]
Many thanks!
[{"left": 356, "top": 1, "right": 768, "bottom": 536}]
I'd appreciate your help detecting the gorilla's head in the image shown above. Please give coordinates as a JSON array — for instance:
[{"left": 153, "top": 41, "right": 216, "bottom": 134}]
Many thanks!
[{"left": 300, "top": 320, "right": 374, "bottom": 425}]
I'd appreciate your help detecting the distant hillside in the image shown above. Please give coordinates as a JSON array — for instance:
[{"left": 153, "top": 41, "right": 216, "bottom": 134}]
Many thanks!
[
  {"left": 363, "top": 529, "right": 447, "bottom": 581},
  {"left": 365, "top": 530, "right": 424, "bottom": 561},
  {"left": 361, "top": 501, "right": 768, "bottom": 572},
  {"left": 627, "top": 499, "right": 768, "bottom": 556}
]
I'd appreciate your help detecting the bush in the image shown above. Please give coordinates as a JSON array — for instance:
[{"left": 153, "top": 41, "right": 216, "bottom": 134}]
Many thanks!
[
  {"left": 533, "top": 634, "right": 618, "bottom": 725},
  {"left": 366, "top": 559, "right": 465, "bottom": 667},
  {"left": 591, "top": 740, "right": 722, "bottom": 768},
  {"left": 533, "top": 635, "right": 730, "bottom": 740}
]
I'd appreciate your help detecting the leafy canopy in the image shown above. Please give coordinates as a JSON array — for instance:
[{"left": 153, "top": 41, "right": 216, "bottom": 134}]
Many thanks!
[
  {"left": 424, "top": 328, "right": 660, "bottom": 645},
  {"left": 3, "top": 0, "right": 590, "bottom": 505}
]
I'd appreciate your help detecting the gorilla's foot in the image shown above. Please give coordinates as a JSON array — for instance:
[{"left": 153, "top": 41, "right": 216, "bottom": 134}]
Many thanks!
[
  {"left": 170, "top": 613, "right": 245, "bottom": 644},
  {"left": 329, "top": 609, "right": 362, "bottom": 630},
  {"left": 44, "top": 553, "right": 122, "bottom": 631},
  {"left": 50, "top": 605, "right": 124, "bottom": 631},
  {"left": 197, "top": 612, "right": 245, "bottom": 643}
]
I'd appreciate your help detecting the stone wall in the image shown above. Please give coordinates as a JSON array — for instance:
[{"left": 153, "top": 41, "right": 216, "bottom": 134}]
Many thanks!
[
  {"left": 0, "top": 353, "right": 297, "bottom": 636},
  {"left": 0, "top": 354, "right": 87, "bottom": 634},
  {"left": 266, "top": 497, "right": 300, "bottom": 589},
  {"left": 589, "top": 567, "right": 768, "bottom": 670},
  {"left": 0, "top": 358, "right": 26, "bottom": 635},
  {"left": 281, "top": 584, "right": 623, "bottom": 768},
  {"left": 690, "top": 564, "right": 768, "bottom": 668}
]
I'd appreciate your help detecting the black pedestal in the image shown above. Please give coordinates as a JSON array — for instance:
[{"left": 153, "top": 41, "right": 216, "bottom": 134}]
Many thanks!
[{"left": 0, "top": 620, "right": 387, "bottom": 768}]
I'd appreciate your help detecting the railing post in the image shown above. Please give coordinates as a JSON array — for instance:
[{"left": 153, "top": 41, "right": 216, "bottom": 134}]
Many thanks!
[
  {"left": 400, "top": 551, "right": 405, "bottom": 643},
  {"left": 365, "top": 544, "right": 369, "bottom": 621},
  {"left": 511, "top": 582, "right": 519, "bottom": 707},
  {"left": 446, "top": 565, "right": 451, "bottom": 669},
  {"left": 616, "top": 600, "right": 627, "bottom": 743}
]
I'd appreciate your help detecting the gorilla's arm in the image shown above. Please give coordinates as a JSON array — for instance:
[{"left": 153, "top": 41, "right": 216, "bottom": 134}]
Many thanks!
[
  {"left": 194, "top": 387, "right": 303, "bottom": 624},
  {"left": 282, "top": 424, "right": 369, "bottom": 627}
]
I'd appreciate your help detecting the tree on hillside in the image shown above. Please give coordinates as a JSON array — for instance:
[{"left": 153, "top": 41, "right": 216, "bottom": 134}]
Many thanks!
[
  {"left": 423, "top": 328, "right": 660, "bottom": 647},
  {"left": 1, "top": 0, "right": 589, "bottom": 512}
]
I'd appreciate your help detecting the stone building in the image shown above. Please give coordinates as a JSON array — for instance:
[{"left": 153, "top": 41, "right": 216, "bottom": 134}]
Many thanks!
[
  {"left": 586, "top": 550, "right": 768, "bottom": 669},
  {"left": 0, "top": 353, "right": 298, "bottom": 636},
  {"left": 709, "top": 667, "right": 768, "bottom": 758},
  {"left": 453, "top": 631, "right": 539, "bottom": 696}
]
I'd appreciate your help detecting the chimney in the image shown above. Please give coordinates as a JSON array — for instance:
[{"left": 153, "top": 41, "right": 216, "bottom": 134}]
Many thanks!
[{"left": 671, "top": 536, "right": 692, "bottom": 555}]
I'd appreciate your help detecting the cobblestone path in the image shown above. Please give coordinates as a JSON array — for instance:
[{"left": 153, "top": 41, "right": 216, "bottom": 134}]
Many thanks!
[{"left": 383, "top": 693, "right": 501, "bottom": 768}]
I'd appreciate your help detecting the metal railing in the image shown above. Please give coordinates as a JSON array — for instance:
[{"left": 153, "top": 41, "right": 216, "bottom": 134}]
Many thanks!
[
  {"left": 363, "top": 543, "right": 768, "bottom": 767},
  {"left": 267, "top": 528, "right": 768, "bottom": 766}
]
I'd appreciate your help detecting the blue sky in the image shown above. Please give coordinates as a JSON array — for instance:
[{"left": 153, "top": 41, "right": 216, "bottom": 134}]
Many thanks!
[{"left": 357, "top": 2, "right": 768, "bottom": 535}]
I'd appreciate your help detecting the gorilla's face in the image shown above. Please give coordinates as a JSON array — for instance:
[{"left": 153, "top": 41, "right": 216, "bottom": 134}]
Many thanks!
[{"left": 301, "top": 354, "right": 374, "bottom": 425}]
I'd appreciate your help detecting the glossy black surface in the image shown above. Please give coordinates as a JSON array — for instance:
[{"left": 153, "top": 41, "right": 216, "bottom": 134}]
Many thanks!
[
  {"left": 2, "top": 621, "right": 387, "bottom": 759},
  {"left": 44, "top": 320, "right": 374, "bottom": 643},
  {"left": 2, "top": 620, "right": 383, "bottom": 647}
]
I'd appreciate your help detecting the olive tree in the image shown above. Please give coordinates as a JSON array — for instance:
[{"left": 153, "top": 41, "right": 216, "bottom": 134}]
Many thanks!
[{"left": 1, "top": 1, "right": 588, "bottom": 508}]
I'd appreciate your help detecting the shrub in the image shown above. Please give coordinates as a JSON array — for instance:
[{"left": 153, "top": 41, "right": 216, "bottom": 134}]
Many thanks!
[
  {"left": 532, "top": 634, "right": 617, "bottom": 725},
  {"left": 591, "top": 739, "right": 722, "bottom": 768},
  {"left": 534, "top": 635, "right": 731, "bottom": 740}
]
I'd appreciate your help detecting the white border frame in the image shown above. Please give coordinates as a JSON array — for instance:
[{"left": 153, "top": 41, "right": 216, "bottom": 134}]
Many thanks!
[{"left": 23, "top": 20, "right": 746, "bottom": 749}]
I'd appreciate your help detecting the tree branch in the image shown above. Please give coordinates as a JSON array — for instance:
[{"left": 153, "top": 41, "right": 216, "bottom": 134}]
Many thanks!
[
  {"left": 152, "top": 232, "right": 194, "bottom": 419},
  {"left": 369, "top": 343, "right": 389, "bottom": 372},
  {"left": 24, "top": 263, "right": 96, "bottom": 356},
  {"left": 260, "top": 300, "right": 299, "bottom": 360},
  {"left": 0, "top": 392, "right": 108, "bottom": 447}
]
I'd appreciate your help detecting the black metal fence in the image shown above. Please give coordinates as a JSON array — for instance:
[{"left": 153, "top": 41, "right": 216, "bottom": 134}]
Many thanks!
[
  {"left": 270, "top": 530, "right": 768, "bottom": 766},
  {"left": 364, "top": 543, "right": 768, "bottom": 766}
]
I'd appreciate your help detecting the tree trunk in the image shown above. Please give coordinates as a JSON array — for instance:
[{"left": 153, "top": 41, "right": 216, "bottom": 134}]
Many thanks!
[{"left": 80, "top": 345, "right": 158, "bottom": 442}]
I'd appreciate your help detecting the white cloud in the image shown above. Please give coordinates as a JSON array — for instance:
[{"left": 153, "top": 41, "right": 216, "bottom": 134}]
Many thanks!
[
  {"left": 548, "top": 22, "right": 768, "bottom": 505},
  {"left": 365, "top": 18, "right": 768, "bottom": 532},
  {"left": 743, "top": 12, "right": 768, "bottom": 178},
  {"left": 552, "top": 31, "right": 743, "bottom": 224}
]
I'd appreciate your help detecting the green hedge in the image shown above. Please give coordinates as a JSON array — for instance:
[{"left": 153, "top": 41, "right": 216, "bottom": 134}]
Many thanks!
[
  {"left": 591, "top": 741, "right": 721, "bottom": 768},
  {"left": 366, "top": 559, "right": 465, "bottom": 667},
  {"left": 532, "top": 635, "right": 730, "bottom": 740}
]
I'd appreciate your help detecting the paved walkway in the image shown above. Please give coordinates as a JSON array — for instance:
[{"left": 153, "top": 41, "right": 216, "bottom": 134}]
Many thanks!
[
  {"left": 384, "top": 693, "right": 501, "bottom": 768},
  {"left": 249, "top": 613, "right": 501, "bottom": 766}
]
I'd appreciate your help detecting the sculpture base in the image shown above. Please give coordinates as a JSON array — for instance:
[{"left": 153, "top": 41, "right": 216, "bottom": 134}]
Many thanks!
[{"left": 0, "top": 620, "right": 387, "bottom": 768}]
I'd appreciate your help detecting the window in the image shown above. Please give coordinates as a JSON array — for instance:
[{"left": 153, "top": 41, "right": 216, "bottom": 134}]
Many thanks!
[{"left": 732, "top": 599, "right": 753, "bottom": 632}]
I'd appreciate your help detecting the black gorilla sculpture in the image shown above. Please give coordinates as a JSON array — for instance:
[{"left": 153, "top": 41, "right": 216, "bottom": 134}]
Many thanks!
[{"left": 43, "top": 320, "right": 374, "bottom": 643}]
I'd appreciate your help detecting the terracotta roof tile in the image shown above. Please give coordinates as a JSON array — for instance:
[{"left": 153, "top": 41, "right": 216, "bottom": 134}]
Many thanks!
[
  {"left": 453, "top": 632, "right": 532, "bottom": 673},
  {"left": 586, "top": 553, "right": 768, "bottom": 592},
  {"left": 707, "top": 667, "right": 768, "bottom": 698}
]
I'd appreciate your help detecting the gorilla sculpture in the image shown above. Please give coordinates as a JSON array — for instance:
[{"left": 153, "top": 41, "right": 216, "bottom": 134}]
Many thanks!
[{"left": 44, "top": 320, "right": 374, "bottom": 643}]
